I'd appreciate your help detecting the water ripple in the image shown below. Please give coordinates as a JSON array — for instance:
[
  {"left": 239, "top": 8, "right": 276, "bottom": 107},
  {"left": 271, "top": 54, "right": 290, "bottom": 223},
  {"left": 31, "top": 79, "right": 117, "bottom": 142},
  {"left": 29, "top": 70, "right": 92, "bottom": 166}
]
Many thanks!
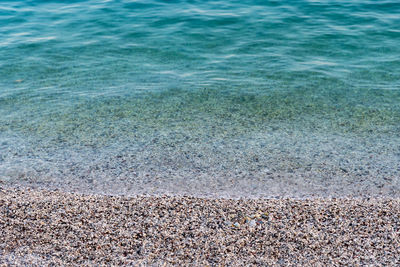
[{"left": 1, "top": 0, "right": 400, "bottom": 197}]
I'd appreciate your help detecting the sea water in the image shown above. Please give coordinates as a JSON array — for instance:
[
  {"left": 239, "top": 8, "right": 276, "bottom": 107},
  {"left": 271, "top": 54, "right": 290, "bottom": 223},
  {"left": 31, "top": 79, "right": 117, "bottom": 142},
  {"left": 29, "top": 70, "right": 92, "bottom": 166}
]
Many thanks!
[{"left": 1, "top": 0, "right": 399, "bottom": 198}]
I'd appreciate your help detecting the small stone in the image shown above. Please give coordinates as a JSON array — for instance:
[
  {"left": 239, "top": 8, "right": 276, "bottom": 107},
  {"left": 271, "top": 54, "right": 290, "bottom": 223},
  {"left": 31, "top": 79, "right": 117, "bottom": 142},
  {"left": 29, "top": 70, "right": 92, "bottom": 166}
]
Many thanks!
[
  {"left": 248, "top": 220, "right": 256, "bottom": 227},
  {"left": 224, "top": 220, "right": 232, "bottom": 226},
  {"left": 233, "top": 222, "right": 240, "bottom": 228}
]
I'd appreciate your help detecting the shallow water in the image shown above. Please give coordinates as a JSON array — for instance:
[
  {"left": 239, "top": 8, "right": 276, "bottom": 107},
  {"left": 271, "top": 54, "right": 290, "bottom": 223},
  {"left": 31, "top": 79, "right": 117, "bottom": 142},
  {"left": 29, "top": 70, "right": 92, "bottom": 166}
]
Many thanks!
[{"left": 1, "top": 0, "right": 399, "bottom": 198}]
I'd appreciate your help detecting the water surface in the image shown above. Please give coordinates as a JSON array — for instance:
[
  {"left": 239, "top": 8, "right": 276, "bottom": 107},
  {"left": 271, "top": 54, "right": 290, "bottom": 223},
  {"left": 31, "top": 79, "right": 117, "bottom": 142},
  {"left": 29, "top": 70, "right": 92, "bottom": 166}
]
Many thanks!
[{"left": 1, "top": 0, "right": 400, "bottom": 197}]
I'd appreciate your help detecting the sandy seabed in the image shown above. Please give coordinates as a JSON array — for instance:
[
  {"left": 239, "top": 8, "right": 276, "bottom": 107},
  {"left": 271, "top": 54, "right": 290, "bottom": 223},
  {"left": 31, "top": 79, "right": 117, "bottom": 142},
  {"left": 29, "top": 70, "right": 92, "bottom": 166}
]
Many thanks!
[{"left": 0, "top": 185, "right": 399, "bottom": 266}]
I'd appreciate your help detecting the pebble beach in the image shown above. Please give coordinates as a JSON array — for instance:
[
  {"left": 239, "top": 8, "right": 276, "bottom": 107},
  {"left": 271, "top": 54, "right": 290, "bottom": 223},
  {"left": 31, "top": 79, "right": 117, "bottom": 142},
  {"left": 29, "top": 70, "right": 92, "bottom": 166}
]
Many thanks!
[
  {"left": 1, "top": 185, "right": 399, "bottom": 266},
  {"left": 2, "top": 1, "right": 400, "bottom": 266}
]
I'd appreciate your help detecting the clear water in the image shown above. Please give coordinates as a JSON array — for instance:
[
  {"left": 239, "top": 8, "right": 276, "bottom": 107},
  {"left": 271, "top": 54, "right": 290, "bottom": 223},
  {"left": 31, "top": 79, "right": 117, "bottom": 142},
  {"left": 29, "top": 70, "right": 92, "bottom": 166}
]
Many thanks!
[{"left": 1, "top": 0, "right": 399, "bottom": 198}]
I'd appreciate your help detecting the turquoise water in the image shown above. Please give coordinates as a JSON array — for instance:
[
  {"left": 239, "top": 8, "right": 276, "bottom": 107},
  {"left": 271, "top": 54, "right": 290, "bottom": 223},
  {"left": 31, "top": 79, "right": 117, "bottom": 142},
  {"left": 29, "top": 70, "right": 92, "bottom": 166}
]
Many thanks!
[{"left": 1, "top": 0, "right": 399, "bottom": 197}]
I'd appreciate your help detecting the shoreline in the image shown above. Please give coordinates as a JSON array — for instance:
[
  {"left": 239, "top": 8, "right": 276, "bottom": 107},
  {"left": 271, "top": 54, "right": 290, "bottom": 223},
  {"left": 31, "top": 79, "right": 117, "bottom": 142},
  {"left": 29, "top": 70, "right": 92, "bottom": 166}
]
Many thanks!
[{"left": 1, "top": 186, "right": 399, "bottom": 266}]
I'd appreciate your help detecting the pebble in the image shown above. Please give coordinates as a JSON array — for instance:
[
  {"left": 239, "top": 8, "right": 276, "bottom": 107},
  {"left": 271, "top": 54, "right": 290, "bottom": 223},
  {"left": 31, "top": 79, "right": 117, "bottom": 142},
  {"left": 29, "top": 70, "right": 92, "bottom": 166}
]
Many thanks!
[
  {"left": 0, "top": 186, "right": 399, "bottom": 266},
  {"left": 248, "top": 219, "right": 256, "bottom": 227}
]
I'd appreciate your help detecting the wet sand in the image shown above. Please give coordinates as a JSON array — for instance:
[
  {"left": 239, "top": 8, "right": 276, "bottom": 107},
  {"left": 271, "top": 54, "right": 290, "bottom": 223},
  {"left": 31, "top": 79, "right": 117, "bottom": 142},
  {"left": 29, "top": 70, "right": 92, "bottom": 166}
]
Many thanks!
[{"left": 0, "top": 186, "right": 399, "bottom": 266}]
